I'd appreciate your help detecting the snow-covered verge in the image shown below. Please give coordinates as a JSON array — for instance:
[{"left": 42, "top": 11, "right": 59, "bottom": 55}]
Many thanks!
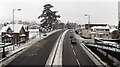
[{"left": 0, "top": 29, "right": 61, "bottom": 66}]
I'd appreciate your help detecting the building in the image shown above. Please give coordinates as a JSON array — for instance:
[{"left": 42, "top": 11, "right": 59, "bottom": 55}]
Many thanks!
[
  {"left": 0, "top": 24, "right": 29, "bottom": 44},
  {"left": 81, "top": 24, "right": 113, "bottom": 39},
  {"left": 91, "top": 25, "right": 111, "bottom": 39}
]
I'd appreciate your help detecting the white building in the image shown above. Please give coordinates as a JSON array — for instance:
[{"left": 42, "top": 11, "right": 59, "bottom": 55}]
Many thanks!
[{"left": 91, "top": 25, "right": 111, "bottom": 39}]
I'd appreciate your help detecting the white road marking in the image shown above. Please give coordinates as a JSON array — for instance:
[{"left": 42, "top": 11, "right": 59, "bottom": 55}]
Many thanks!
[
  {"left": 73, "top": 50, "right": 76, "bottom": 56},
  {"left": 71, "top": 45, "right": 73, "bottom": 49},
  {"left": 45, "top": 30, "right": 69, "bottom": 66},
  {"left": 76, "top": 59, "right": 81, "bottom": 66},
  {"left": 53, "top": 30, "right": 68, "bottom": 65}
]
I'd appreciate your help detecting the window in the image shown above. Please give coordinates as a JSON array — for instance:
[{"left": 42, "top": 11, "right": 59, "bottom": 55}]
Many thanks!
[
  {"left": 105, "top": 29, "right": 109, "bottom": 31},
  {"left": 20, "top": 37, "right": 25, "bottom": 42}
]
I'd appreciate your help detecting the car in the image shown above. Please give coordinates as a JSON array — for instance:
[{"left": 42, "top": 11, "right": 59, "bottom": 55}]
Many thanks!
[
  {"left": 43, "top": 33, "right": 47, "bottom": 36},
  {"left": 70, "top": 35, "right": 74, "bottom": 39},
  {"left": 71, "top": 38, "right": 77, "bottom": 44},
  {"left": 70, "top": 31, "right": 73, "bottom": 33}
]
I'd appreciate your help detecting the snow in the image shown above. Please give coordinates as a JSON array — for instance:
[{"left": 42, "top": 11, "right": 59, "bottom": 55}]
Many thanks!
[
  {"left": 2, "top": 34, "right": 12, "bottom": 37},
  {"left": 1, "top": 24, "right": 27, "bottom": 33},
  {"left": 102, "top": 41, "right": 117, "bottom": 44},
  {"left": 109, "top": 27, "right": 117, "bottom": 32},
  {"left": 28, "top": 29, "right": 39, "bottom": 32},
  {"left": 20, "top": 34, "right": 26, "bottom": 37},
  {"left": 0, "top": 26, "right": 9, "bottom": 32},
  {"left": 29, "top": 29, "right": 40, "bottom": 38},
  {"left": 91, "top": 25, "right": 110, "bottom": 30}
]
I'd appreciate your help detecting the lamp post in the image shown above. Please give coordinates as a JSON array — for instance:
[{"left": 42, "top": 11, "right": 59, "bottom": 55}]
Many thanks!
[
  {"left": 85, "top": 14, "right": 90, "bottom": 24},
  {"left": 13, "top": 9, "right": 21, "bottom": 51},
  {"left": 85, "top": 14, "right": 91, "bottom": 30}
]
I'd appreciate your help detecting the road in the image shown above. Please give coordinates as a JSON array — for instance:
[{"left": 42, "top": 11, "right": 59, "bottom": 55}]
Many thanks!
[
  {"left": 5, "top": 30, "right": 64, "bottom": 67},
  {"left": 62, "top": 30, "right": 97, "bottom": 67},
  {"left": 5, "top": 29, "right": 97, "bottom": 67}
]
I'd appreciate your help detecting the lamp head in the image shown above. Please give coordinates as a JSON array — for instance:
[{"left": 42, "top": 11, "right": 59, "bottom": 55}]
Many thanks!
[{"left": 18, "top": 9, "right": 21, "bottom": 11}]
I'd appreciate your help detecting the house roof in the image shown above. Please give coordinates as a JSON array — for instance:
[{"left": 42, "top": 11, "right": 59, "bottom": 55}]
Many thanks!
[
  {"left": 20, "top": 34, "right": 26, "bottom": 36},
  {"left": 85, "top": 24, "right": 107, "bottom": 29},
  {"left": 2, "top": 34, "right": 12, "bottom": 37},
  {"left": 91, "top": 25, "right": 110, "bottom": 29},
  {"left": 0, "top": 24, "right": 27, "bottom": 33}
]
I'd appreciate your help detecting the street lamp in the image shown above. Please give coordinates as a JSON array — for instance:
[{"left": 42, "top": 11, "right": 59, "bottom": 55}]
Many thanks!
[
  {"left": 13, "top": 9, "right": 21, "bottom": 51},
  {"left": 85, "top": 14, "right": 91, "bottom": 24}
]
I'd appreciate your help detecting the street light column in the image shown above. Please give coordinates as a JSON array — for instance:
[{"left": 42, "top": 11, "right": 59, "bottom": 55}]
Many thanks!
[
  {"left": 88, "top": 14, "right": 90, "bottom": 24},
  {"left": 12, "top": 9, "right": 21, "bottom": 51},
  {"left": 13, "top": 9, "right": 15, "bottom": 51},
  {"left": 85, "top": 14, "right": 90, "bottom": 24}
]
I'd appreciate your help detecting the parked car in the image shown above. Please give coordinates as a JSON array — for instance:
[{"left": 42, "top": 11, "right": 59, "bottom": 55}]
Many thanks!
[{"left": 43, "top": 33, "right": 47, "bottom": 36}]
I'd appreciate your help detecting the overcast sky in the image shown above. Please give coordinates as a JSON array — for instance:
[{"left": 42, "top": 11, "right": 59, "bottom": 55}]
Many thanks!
[{"left": 0, "top": 0, "right": 119, "bottom": 25}]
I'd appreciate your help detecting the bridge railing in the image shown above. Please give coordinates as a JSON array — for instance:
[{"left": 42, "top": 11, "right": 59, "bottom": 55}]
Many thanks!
[{"left": 83, "top": 41, "right": 120, "bottom": 52}]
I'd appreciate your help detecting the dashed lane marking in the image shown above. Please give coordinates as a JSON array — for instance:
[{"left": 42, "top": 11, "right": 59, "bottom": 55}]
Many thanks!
[
  {"left": 76, "top": 59, "right": 81, "bottom": 67},
  {"left": 71, "top": 45, "right": 73, "bottom": 49},
  {"left": 73, "top": 50, "right": 76, "bottom": 56}
]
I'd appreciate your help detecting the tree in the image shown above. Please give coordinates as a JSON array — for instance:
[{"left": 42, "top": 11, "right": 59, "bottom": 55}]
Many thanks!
[
  {"left": 111, "top": 30, "right": 120, "bottom": 39},
  {"left": 38, "top": 4, "right": 60, "bottom": 31}
]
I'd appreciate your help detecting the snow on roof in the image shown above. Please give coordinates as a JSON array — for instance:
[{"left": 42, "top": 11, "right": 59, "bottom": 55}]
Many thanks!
[
  {"left": 109, "top": 27, "right": 117, "bottom": 32},
  {"left": 28, "top": 29, "right": 39, "bottom": 32},
  {"left": 10, "top": 24, "right": 23, "bottom": 33},
  {"left": 91, "top": 25, "right": 110, "bottom": 29},
  {"left": 0, "top": 24, "right": 27, "bottom": 33},
  {"left": 0, "top": 26, "right": 10, "bottom": 32},
  {"left": 20, "top": 34, "right": 26, "bottom": 36},
  {"left": 2, "top": 34, "right": 12, "bottom": 37}
]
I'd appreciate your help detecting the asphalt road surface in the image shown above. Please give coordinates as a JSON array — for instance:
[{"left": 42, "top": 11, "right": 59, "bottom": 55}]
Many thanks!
[
  {"left": 5, "top": 30, "right": 64, "bottom": 67},
  {"left": 5, "top": 30, "right": 97, "bottom": 67},
  {"left": 62, "top": 30, "right": 97, "bottom": 67}
]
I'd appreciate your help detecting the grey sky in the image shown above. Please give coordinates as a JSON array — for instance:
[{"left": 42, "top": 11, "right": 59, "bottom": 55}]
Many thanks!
[{"left": 0, "top": 0, "right": 119, "bottom": 25}]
